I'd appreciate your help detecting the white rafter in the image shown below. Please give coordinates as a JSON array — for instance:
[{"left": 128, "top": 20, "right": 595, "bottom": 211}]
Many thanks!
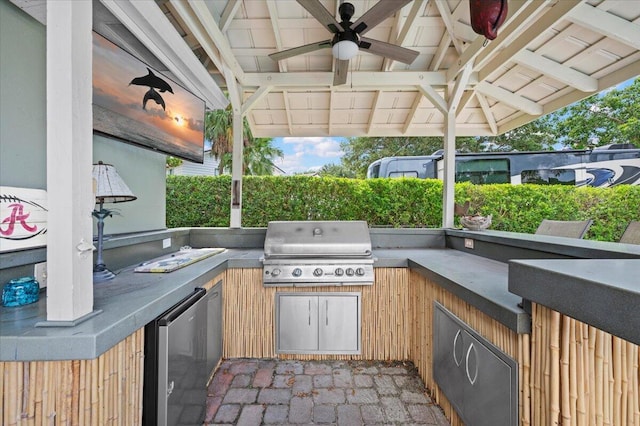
[
  {"left": 567, "top": 2, "right": 640, "bottom": 51},
  {"left": 266, "top": 0, "right": 287, "bottom": 73},
  {"left": 242, "top": 86, "right": 272, "bottom": 115},
  {"left": 478, "top": 0, "right": 583, "bottom": 82},
  {"left": 187, "top": 0, "right": 246, "bottom": 85},
  {"left": 402, "top": 92, "right": 423, "bottom": 134},
  {"left": 418, "top": 85, "right": 447, "bottom": 115},
  {"left": 475, "top": 93, "right": 498, "bottom": 134},
  {"left": 475, "top": 81, "right": 543, "bottom": 116},
  {"left": 367, "top": 90, "right": 383, "bottom": 134},
  {"left": 219, "top": 0, "right": 242, "bottom": 33},
  {"left": 433, "top": 0, "right": 463, "bottom": 53},
  {"left": 383, "top": 0, "right": 426, "bottom": 71},
  {"left": 513, "top": 49, "right": 598, "bottom": 92}
]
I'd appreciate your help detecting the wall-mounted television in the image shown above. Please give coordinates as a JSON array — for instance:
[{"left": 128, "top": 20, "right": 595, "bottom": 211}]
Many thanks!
[{"left": 92, "top": 32, "right": 205, "bottom": 163}]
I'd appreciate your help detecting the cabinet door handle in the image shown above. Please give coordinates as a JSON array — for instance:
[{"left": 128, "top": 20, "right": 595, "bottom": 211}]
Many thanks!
[
  {"left": 325, "top": 300, "right": 329, "bottom": 325},
  {"left": 465, "top": 343, "right": 478, "bottom": 386},
  {"left": 453, "top": 329, "right": 463, "bottom": 366},
  {"left": 308, "top": 299, "right": 311, "bottom": 325}
]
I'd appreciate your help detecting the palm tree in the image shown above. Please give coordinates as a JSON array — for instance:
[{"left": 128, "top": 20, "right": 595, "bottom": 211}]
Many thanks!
[
  {"left": 220, "top": 138, "right": 284, "bottom": 175},
  {"left": 205, "top": 106, "right": 283, "bottom": 175}
]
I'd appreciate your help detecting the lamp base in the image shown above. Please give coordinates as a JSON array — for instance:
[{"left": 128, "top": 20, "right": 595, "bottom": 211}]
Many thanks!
[{"left": 93, "top": 264, "right": 115, "bottom": 283}]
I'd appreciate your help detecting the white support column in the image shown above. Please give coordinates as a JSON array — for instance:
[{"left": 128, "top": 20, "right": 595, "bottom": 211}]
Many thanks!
[
  {"left": 442, "top": 109, "right": 456, "bottom": 228},
  {"left": 45, "top": 1, "right": 94, "bottom": 321},
  {"left": 229, "top": 112, "right": 243, "bottom": 228}
]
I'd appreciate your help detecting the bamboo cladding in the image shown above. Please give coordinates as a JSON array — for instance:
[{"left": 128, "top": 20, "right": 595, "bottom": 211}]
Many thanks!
[
  {"left": 531, "top": 303, "right": 640, "bottom": 426},
  {"left": 409, "top": 270, "right": 530, "bottom": 426},
  {"left": 0, "top": 328, "right": 144, "bottom": 426},
  {"left": 223, "top": 268, "right": 411, "bottom": 361}
]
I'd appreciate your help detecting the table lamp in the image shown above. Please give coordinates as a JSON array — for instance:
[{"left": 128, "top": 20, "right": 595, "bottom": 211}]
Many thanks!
[{"left": 92, "top": 161, "right": 137, "bottom": 283}]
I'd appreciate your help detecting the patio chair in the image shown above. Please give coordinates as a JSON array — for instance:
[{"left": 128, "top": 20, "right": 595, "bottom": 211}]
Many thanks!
[
  {"left": 619, "top": 221, "right": 640, "bottom": 245},
  {"left": 535, "top": 219, "right": 593, "bottom": 239}
]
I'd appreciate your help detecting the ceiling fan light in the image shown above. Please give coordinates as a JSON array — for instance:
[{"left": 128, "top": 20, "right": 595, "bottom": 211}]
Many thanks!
[{"left": 332, "top": 40, "right": 359, "bottom": 60}]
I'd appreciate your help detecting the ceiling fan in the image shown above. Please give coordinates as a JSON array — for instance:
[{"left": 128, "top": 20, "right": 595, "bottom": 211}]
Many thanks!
[{"left": 269, "top": 0, "right": 420, "bottom": 86}]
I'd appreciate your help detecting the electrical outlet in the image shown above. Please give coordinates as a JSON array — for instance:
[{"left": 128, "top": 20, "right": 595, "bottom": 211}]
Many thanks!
[
  {"left": 34, "top": 262, "right": 47, "bottom": 288},
  {"left": 464, "top": 238, "right": 474, "bottom": 249},
  {"left": 162, "top": 238, "right": 171, "bottom": 249}
]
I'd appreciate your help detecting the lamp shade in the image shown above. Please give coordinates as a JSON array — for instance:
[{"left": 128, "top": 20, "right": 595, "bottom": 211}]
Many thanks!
[
  {"left": 332, "top": 40, "right": 359, "bottom": 60},
  {"left": 92, "top": 161, "right": 137, "bottom": 204}
]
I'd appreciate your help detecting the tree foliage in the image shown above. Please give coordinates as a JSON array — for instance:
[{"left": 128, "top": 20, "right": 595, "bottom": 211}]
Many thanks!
[
  {"left": 204, "top": 105, "right": 282, "bottom": 175},
  {"left": 546, "top": 78, "right": 640, "bottom": 148}
]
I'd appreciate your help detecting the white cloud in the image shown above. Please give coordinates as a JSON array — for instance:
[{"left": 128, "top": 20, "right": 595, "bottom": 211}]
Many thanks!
[{"left": 281, "top": 137, "right": 344, "bottom": 159}]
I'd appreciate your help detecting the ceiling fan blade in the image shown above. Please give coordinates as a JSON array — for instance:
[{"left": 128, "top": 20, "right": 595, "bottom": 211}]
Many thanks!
[
  {"left": 269, "top": 40, "right": 332, "bottom": 61},
  {"left": 351, "top": 0, "right": 412, "bottom": 35},
  {"left": 333, "top": 59, "right": 349, "bottom": 86},
  {"left": 359, "top": 37, "right": 419, "bottom": 64},
  {"left": 297, "top": 0, "right": 343, "bottom": 33}
]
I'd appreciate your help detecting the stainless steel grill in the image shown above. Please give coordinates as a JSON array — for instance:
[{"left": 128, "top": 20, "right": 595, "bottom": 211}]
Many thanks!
[{"left": 262, "top": 221, "right": 374, "bottom": 287}]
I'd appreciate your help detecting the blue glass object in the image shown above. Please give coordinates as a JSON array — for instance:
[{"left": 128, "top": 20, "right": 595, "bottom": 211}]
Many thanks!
[{"left": 2, "top": 276, "right": 40, "bottom": 307}]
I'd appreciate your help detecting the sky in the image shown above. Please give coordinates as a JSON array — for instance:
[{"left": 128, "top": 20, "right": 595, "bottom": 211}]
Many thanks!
[{"left": 271, "top": 137, "right": 347, "bottom": 175}]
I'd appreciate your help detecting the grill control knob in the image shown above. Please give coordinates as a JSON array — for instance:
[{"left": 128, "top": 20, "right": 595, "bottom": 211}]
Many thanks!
[
  {"left": 271, "top": 268, "right": 281, "bottom": 277},
  {"left": 292, "top": 268, "right": 302, "bottom": 277},
  {"left": 346, "top": 268, "right": 355, "bottom": 276},
  {"left": 356, "top": 267, "right": 365, "bottom": 276},
  {"left": 313, "top": 268, "right": 323, "bottom": 277},
  {"left": 334, "top": 268, "right": 344, "bottom": 276}
]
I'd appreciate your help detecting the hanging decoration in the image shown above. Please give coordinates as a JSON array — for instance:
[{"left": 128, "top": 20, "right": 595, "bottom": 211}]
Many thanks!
[{"left": 469, "top": 0, "right": 509, "bottom": 40}]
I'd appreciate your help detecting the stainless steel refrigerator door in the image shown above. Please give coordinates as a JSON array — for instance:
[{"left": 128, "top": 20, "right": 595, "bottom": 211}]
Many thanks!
[{"left": 158, "top": 290, "right": 208, "bottom": 426}]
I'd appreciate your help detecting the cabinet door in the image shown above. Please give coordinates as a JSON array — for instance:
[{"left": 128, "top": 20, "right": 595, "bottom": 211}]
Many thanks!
[
  {"left": 205, "top": 282, "right": 223, "bottom": 376},
  {"left": 462, "top": 331, "right": 517, "bottom": 426},
  {"left": 278, "top": 295, "right": 318, "bottom": 352},
  {"left": 319, "top": 295, "right": 359, "bottom": 353},
  {"left": 433, "top": 305, "right": 465, "bottom": 415}
]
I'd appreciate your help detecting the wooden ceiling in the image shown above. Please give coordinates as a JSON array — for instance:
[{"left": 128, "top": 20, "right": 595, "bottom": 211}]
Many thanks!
[{"left": 13, "top": 0, "right": 640, "bottom": 138}]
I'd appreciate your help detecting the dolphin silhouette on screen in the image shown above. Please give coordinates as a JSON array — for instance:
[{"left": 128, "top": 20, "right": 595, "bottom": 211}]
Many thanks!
[{"left": 129, "top": 68, "right": 173, "bottom": 110}]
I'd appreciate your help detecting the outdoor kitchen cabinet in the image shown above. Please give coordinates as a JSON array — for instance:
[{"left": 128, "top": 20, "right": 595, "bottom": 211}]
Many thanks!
[
  {"left": 433, "top": 303, "right": 518, "bottom": 426},
  {"left": 276, "top": 292, "right": 361, "bottom": 354}
]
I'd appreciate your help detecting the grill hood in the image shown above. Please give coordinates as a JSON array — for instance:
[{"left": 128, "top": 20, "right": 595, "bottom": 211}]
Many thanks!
[{"left": 263, "top": 221, "right": 372, "bottom": 259}]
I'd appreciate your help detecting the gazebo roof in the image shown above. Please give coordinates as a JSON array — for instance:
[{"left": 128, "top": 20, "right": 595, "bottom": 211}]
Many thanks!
[{"left": 13, "top": 1, "right": 639, "bottom": 138}]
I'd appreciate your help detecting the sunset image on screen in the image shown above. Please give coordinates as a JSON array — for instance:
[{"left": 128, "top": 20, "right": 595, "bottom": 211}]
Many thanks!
[{"left": 92, "top": 33, "right": 206, "bottom": 163}]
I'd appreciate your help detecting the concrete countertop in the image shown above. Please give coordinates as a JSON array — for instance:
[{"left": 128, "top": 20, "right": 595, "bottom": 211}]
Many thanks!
[
  {"left": 0, "top": 249, "right": 257, "bottom": 361},
  {"left": 1, "top": 246, "right": 528, "bottom": 361},
  {"left": 509, "top": 259, "right": 640, "bottom": 346}
]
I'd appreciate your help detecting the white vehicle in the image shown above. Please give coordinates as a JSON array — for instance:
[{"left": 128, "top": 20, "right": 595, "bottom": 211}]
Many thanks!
[{"left": 366, "top": 144, "right": 640, "bottom": 187}]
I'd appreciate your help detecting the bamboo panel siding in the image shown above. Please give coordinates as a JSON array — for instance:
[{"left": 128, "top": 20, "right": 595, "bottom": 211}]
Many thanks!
[
  {"left": 531, "top": 303, "right": 640, "bottom": 426},
  {"left": 223, "top": 268, "right": 411, "bottom": 361},
  {"left": 0, "top": 328, "right": 144, "bottom": 426},
  {"left": 409, "top": 270, "right": 530, "bottom": 426}
]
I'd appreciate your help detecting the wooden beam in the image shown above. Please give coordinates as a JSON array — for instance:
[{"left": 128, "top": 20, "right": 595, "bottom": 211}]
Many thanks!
[
  {"left": 266, "top": 0, "right": 287, "bottom": 72},
  {"left": 476, "top": 93, "right": 498, "bottom": 134},
  {"left": 402, "top": 92, "right": 423, "bottom": 134},
  {"left": 220, "top": 0, "right": 242, "bottom": 33},
  {"left": 367, "top": 90, "right": 383, "bottom": 134},
  {"left": 242, "top": 86, "right": 272, "bottom": 115},
  {"left": 567, "top": 2, "right": 640, "bottom": 50},
  {"left": 478, "top": 0, "right": 582, "bottom": 82},
  {"left": 475, "top": 81, "right": 543, "bottom": 116},
  {"left": 433, "top": 0, "right": 463, "bottom": 53},
  {"left": 383, "top": 0, "right": 426, "bottom": 71},
  {"left": 187, "top": 0, "right": 247, "bottom": 86},
  {"left": 513, "top": 49, "right": 598, "bottom": 92},
  {"left": 418, "top": 84, "right": 447, "bottom": 115},
  {"left": 243, "top": 71, "right": 451, "bottom": 87},
  {"left": 46, "top": 0, "right": 94, "bottom": 321}
]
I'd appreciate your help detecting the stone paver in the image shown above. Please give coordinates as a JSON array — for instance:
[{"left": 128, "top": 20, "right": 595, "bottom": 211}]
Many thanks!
[{"left": 206, "top": 358, "right": 449, "bottom": 425}]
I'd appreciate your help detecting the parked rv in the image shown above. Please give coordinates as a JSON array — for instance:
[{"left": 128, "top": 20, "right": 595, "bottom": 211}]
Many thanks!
[{"left": 366, "top": 144, "right": 640, "bottom": 187}]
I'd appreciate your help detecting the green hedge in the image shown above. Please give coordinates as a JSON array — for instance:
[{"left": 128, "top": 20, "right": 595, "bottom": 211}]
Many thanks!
[{"left": 166, "top": 176, "right": 640, "bottom": 242}]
